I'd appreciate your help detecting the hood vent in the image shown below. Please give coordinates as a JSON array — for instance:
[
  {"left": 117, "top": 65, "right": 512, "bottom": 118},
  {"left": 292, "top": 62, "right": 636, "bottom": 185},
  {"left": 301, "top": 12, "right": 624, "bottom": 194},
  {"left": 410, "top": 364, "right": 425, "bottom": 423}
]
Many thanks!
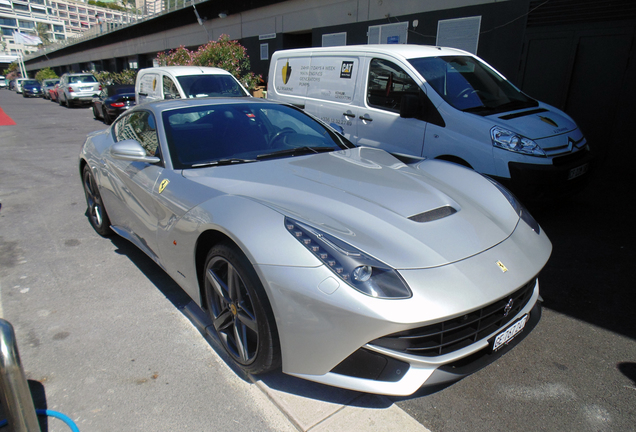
[{"left": 409, "top": 206, "right": 457, "bottom": 223}]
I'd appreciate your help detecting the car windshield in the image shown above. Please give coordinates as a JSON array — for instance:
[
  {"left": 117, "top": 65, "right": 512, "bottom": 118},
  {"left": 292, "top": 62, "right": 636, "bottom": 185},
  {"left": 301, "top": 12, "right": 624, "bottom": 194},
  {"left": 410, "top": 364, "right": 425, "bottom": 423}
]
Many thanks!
[
  {"left": 69, "top": 75, "right": 97, "bottom": 84},
  {"left": 44, "top": 80, "right": 59, "bottom": 86},
  {"left": 408, "top": 56, "right": 538, "bottom": 116},
  {"left": 176, "top": 75, "right": 247, "bottom": 98},
  {"left": 24, "top": 80, "right": 39, "bottom": 85},
  {"left": 163, "top": 102, "right": 352, "bottom": 169}
]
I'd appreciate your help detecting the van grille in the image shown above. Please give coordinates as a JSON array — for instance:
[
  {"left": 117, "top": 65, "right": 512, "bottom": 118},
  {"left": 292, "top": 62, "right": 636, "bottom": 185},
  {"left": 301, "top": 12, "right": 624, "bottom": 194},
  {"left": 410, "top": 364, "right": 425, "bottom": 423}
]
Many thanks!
[{"left": 369, "top": 278, "right": 536, "bottom": 357}]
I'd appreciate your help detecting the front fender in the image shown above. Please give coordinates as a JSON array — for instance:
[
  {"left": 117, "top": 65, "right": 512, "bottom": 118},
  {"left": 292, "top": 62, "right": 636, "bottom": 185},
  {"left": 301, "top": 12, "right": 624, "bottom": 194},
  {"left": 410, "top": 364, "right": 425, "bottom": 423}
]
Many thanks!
[{"left": 157, "top": 194, "right": 321, "bottom": 305}]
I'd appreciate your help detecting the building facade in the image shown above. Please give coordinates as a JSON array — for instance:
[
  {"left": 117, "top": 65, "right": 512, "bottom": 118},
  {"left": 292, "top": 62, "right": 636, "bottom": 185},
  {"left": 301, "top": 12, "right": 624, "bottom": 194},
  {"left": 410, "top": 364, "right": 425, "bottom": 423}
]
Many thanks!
[{"left": 0, "top": 0, "right": 126, "bottom": 55}]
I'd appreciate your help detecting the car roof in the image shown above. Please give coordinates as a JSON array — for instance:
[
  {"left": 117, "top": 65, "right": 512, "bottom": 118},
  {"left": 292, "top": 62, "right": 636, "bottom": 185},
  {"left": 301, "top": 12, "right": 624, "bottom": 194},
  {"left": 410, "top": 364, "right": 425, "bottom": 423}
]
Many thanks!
[
  {"left": 136, "top": 96, "right": 279, "bottom": 114},
  {"left": 274, "top": 44, "right": 472, "bottom": 60}
]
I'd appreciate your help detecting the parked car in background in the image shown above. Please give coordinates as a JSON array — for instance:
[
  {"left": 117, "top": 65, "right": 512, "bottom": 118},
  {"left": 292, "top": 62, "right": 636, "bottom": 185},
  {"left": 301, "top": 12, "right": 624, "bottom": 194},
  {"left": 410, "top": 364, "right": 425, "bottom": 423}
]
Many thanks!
[
  {"left": 0, "top": 75, "right": 7, "bottom": 89},
  {"left": 79, "top": 98, "right": 552, "bottom": 396},
  {"left": 92, "top": 85, "right": 136, "bottom": 125},
  {"left": 21, "top": 79, "right": 43, "bottom": 98},
  {"left": 135, "top": 66, "right": 250, "bottom": 104},
  {"left": 49, "top": 83, "right": 60, "bottom": 102},
  {"left": 14, "top": 78, "right": 29, "bottom": 94},
  {"left": 42, "top": 79, "right": 60, "bottom": 100},
  {"left": 57, "top": 73, "right": 101, "bottom": 107}
]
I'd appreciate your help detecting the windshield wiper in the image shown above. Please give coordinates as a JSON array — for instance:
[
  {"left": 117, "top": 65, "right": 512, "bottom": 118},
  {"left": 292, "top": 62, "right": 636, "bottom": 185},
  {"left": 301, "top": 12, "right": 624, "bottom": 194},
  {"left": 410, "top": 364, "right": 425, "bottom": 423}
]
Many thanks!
[
  {"left": 257, "top": 146, "right": 335, "bottom": 160},
  {"left": 191, "top": 158, "right": 257, "bottom": 168}
]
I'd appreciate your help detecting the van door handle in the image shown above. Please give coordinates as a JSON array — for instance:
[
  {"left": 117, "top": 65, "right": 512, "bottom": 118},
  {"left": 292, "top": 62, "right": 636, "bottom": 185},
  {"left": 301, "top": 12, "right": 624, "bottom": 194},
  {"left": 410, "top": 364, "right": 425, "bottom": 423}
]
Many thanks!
[
  {"left": 343, "top": 112, "right": 355, "bottom": 118},
  {"left": 359, "top": 115, "right": 373, "bottom": 122}
]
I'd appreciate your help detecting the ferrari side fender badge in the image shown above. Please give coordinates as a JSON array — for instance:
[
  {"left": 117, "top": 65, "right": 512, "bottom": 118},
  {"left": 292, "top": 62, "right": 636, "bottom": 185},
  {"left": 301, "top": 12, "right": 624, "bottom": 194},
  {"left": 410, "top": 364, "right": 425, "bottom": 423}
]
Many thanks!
[
  {"left": 496, "top": 261, "right": 508, "bottom": 273},
  {"left": 158, "top": 179, "right": 170, "bottom": 194}
]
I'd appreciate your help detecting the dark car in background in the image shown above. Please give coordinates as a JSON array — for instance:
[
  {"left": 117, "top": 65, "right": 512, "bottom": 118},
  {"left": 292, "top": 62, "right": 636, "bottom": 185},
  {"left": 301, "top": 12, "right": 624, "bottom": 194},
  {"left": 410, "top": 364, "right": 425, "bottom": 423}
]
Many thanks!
[
  {"left": 22, "top": 79, "right": 43, "bottom": 98},
  {"left": 92, "top": 85, "right": 135, "bottom": 124},
  {"left": 42, "top": 79, "right": 60, "bottom": 100}
]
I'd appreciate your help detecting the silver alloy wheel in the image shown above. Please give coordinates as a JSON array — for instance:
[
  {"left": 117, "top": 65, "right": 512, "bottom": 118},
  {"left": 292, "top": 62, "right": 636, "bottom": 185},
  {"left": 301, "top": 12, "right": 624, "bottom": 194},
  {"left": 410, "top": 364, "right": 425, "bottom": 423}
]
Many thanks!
[{"left": 206, "top": 256, "right": 259, "bottom": 365}]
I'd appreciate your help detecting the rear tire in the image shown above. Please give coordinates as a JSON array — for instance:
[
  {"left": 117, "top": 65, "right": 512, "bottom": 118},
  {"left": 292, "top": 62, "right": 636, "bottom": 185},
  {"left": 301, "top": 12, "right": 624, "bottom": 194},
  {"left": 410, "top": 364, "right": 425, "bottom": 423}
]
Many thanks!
[
  {"left": 103, "top": 110, "right": 112, "bottom": 125},
  {"left": 203, "top": 243, "right": 280, "bottom": 374}
]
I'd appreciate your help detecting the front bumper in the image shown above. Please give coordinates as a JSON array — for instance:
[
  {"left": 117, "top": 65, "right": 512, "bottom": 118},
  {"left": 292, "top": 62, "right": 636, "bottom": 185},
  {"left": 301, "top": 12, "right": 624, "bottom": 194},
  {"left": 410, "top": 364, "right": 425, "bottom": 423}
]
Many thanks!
[
  {"left": 496, "top": 148, "right": 595, "bottom": 200},
  {"left": 256, "top": 219, "right": 551, "bottom": 395}
]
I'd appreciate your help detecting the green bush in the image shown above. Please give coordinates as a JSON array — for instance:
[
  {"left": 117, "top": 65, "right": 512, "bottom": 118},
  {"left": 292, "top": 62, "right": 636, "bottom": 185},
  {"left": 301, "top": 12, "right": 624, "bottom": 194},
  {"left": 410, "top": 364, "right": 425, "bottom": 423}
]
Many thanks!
[
  {"left": 156, "top": 35, "right": 261, "bottom": 90},
  {"left": 35, "top": 67, "right": 58, "bottom": 82},
  {"left": 93, "top": 69, "right": 138, "bottom": 85}
]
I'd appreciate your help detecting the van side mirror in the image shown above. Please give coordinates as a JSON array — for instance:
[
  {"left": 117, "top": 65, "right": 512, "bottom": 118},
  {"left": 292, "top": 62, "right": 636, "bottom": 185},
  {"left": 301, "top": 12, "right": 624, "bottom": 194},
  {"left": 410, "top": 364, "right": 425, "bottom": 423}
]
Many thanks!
[{"left": 400, "top": 94, "right": 420, "bottom": 118}]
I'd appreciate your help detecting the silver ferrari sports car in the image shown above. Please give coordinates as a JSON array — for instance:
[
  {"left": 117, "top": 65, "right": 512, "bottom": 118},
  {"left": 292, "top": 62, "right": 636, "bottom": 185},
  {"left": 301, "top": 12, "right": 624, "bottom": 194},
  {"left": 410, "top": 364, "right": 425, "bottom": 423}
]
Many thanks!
[{"left": 79, "top": 98, "right": 552, "bottom": 396}]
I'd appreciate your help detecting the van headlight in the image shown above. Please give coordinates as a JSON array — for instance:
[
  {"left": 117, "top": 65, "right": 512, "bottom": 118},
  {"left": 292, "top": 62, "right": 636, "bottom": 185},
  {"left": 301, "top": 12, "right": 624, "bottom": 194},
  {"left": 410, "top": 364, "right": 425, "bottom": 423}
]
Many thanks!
[
  {"left": 285, "top": 217, "right": 412, "bottom": 299},
  {"left": 491, "top": 126, "right": 546, "bottom": 157},
  {"left": 484, "top": 177, "right": 541, "bottom": 234}
]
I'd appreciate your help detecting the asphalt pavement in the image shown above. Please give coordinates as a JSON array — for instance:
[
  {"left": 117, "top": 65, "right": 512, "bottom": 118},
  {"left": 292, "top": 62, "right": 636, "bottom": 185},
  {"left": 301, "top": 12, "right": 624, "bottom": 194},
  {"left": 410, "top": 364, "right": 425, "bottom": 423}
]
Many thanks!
[{"left": 1, "top": 88, "right": 634, "bottom": 432}]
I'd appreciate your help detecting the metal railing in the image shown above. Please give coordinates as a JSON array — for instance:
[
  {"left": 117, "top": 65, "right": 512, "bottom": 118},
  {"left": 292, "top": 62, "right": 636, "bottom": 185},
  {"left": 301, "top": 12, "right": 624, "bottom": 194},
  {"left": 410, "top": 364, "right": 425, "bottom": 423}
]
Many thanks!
[{"left": 0, "top": 319, "right": 40, "bottom": 431}]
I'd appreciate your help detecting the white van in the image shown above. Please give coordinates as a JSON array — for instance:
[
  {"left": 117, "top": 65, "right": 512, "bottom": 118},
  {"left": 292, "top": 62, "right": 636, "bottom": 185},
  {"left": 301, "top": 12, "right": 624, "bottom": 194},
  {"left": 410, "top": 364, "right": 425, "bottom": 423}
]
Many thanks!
[
  {"left": 135, "top": 66, "right": 250, "bottom": 104},
  {"left": 267, "top": 45, "right": 594, "bottom": 198}
]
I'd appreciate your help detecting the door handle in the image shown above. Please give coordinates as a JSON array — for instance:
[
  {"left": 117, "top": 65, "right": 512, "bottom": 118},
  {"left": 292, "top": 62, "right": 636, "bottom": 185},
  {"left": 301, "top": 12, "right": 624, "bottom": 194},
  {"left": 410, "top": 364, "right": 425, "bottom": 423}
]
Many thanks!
[
  {"left": 359, "top": 115, "right": 373, "bottom": 122},
  {"left": 343, "top": 112, "right": 355, "bottom": 118}
]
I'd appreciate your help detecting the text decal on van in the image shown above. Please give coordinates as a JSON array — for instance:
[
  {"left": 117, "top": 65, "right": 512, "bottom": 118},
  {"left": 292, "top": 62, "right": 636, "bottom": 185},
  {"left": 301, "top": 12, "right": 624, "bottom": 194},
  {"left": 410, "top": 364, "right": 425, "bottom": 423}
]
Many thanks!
[{"left": 340, "top": 61, "right": 354, "bottom": 79}]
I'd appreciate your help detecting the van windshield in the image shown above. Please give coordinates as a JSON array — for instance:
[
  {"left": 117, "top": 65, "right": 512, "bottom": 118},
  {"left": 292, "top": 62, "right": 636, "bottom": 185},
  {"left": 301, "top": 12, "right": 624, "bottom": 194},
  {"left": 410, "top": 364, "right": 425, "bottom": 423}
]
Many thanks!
[
  {"left": 408, "top": 56, "right": 538, "bottom": 116},
  {"left": 177, "top": 75, "right": 248, "bottom": 98}
]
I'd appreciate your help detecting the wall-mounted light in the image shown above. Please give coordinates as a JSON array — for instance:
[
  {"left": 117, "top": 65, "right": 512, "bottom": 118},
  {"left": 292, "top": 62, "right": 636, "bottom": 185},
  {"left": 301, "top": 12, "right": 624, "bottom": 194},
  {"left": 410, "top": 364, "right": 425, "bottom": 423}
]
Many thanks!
[{"left": 218, "top": 11, "right": 228, "bottom": 18}]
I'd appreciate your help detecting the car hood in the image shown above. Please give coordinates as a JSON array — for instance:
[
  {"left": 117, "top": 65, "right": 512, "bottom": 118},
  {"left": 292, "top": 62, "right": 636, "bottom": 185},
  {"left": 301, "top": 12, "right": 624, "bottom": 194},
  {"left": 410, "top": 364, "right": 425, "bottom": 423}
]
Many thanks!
[
  {"left": 491, "top": 105, "right": 577, "bottom": 141},
  {"left": 183, "top": 147, "right": 520, "bottom": 269}
]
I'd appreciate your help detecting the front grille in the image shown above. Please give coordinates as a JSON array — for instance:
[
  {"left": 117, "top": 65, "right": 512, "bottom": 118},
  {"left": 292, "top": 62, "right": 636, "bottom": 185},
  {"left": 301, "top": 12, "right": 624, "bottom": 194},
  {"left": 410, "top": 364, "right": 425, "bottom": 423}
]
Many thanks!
[{"left": 370, "top": 278, "right": 537, "bottom": 357}]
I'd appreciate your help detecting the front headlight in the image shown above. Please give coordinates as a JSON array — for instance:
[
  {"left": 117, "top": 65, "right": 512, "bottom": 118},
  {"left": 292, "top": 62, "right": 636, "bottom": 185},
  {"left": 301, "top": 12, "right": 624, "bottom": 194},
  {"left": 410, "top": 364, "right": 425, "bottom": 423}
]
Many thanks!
[
  {"left": 484, "top": 177, "right": 541, "bottom": 234},
  {"left": 491, "top": 126, "right": 546, "bottom": 157},
  {"left": 285, "top": 217, "right": 412, "bottom": 299}
]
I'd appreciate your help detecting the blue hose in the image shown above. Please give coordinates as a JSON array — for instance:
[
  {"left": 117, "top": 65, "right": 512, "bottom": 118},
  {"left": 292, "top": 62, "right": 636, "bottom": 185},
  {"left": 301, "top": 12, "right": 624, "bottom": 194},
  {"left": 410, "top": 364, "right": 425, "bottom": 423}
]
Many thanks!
[{"left": 0, "top": 409, "right": 79, "bottom": 431}]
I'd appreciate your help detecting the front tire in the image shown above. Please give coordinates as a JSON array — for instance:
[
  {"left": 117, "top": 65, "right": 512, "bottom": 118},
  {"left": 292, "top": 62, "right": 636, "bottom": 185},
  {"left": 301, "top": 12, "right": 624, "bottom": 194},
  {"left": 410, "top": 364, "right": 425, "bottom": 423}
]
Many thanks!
[
  {"left": 93, "top": 105, "right": 101, "bottom": 120},
  {"left": 204, "top": 243, "right": 280, "bottom": 374},
  {"left": 82, "top": 165, "right": 112, "bottom": 237}
]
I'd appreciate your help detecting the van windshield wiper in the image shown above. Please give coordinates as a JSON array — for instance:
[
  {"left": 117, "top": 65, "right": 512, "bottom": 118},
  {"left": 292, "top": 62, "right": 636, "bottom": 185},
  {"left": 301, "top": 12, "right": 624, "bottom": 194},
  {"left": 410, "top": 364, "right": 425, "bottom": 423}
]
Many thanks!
[
  {"left": 257, "top": 146, "right": 335, "bottom": 160},
  {"left": 191, "top": 158, "right": 257, "bottom": 168}
]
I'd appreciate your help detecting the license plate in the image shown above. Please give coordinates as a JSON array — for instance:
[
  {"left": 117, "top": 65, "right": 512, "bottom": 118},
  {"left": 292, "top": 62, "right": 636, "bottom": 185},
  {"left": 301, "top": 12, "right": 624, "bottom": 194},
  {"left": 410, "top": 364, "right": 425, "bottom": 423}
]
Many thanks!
[
  {"left": 568, "top": 163, "right": 589, "bottom": 180},
  {"left": 492, "top": 314, "right": 528, "bottom": 351}
]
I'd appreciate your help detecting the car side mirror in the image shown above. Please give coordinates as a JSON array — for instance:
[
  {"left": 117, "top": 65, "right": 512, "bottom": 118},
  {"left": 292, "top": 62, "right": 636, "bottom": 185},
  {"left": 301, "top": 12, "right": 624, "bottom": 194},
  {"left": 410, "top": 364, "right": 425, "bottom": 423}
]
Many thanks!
[
  {"left": 111, "top": 140, "right": 160, "bottom": 164},
  {"left": 400, "top": 94, "right": 420, "bottom": 118}
]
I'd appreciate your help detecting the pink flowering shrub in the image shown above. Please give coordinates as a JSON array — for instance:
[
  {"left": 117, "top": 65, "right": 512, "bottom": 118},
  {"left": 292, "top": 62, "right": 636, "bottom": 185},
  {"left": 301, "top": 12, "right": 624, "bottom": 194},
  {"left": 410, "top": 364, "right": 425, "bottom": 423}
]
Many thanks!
[{"left": 156, "top": 35, "right": 261, "bottom": 90}]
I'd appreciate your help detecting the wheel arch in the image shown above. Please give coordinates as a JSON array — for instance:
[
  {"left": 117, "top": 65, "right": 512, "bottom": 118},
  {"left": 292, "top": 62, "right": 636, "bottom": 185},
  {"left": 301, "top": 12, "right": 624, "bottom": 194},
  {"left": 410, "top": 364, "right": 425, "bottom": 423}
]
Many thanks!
[{"left": 434, "top": 155, "right": 473, "bottom": 169}]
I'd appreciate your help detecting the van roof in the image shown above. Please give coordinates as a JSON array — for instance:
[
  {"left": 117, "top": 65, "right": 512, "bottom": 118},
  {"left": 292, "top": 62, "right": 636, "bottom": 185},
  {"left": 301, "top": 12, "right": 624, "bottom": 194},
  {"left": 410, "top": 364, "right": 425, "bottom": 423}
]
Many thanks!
[
  {"left": 138, "top": 66, "right": 233, "bottom": 77},
  {"left": 273, "top": 44, "right": 471, "bottom": 60}
]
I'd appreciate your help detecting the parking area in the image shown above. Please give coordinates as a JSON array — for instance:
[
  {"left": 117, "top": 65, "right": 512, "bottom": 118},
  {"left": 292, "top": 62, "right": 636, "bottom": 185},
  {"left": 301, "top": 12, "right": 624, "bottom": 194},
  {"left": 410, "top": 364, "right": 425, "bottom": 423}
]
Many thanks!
[{"left": 0, "top": 89, "right": 634, "bottom": 431}]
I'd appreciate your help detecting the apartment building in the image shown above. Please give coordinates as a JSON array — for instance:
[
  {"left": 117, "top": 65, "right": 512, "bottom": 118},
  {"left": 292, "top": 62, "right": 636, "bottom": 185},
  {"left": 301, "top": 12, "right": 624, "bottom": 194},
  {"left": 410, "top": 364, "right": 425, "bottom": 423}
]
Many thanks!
[{"left": 0, "top": 0, "right": 126, "bottom": 54}]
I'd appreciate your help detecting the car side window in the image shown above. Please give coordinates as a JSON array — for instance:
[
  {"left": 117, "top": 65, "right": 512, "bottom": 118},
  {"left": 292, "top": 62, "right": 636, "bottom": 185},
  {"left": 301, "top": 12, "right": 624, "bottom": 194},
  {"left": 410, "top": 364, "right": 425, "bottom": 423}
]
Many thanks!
[
  {"left": 163, "top": 76, "right": 181, "bottom": 100},
  {"left": 367, "top": 58, "right": 420, "bottom": 113},
  {"left": 113, "top": 111, "right": 161, "bottom": 157}
]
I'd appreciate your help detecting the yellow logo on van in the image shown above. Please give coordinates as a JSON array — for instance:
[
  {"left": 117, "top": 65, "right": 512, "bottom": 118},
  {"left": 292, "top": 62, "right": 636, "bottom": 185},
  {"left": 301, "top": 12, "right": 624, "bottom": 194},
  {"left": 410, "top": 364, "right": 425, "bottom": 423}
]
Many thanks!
[
  {"left": 152, "top": 77, "right": 157, "bottom": 91},
  {"left": 282, "top": 60, "right": 292, "bottom": 84}
]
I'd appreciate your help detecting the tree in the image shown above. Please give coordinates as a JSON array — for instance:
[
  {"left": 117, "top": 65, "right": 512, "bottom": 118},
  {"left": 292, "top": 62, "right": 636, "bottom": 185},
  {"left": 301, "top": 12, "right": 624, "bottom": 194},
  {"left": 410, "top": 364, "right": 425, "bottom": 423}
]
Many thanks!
[
  {"left": 35, "top": 67, "right": 58, "bottom": 82},
  {"left": 34, "top": 23, "right": 51, "bottom": 46},
  {"left": 156, "top": 35, "right": 261, "bottom": 90}
]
